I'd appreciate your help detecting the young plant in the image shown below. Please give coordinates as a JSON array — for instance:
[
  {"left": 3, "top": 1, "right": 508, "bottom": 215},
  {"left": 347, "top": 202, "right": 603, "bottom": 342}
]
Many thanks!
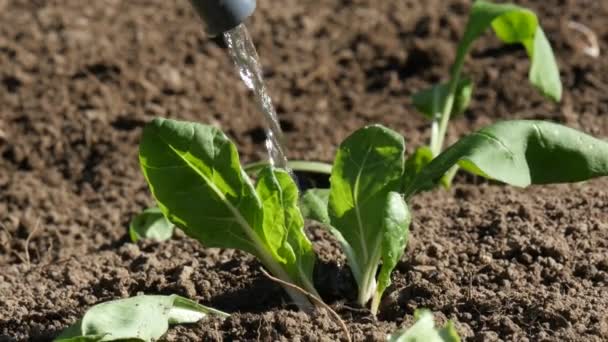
[
  {"left": 138, "top": 118, "right": 319, "bottom": 310},
  {"left": 412, "top": 0, "right": 562, "bottom": 181},
  {"left": 387, "top": 310, "right": 460, "bottom": 342},
  {"left": 302, "top": 120, "right": 608, "bottom": 314},
  {"left": 307, "top": 126, "right": 411, "bottom": 312},
  {"left": 54, "top": 295, "right": 228, "bottom": 341},
  {"left": 129, "top": 207, "right": 174, "bottom": 242},
  {"left": 129, "top": 160, "right": 334, "bottom": 243}
]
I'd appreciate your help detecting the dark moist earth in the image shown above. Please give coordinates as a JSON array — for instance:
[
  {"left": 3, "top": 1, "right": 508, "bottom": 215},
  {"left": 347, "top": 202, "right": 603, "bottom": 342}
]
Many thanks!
[{"left": 1, "top": 0, "right": 607, "bottom": 341}]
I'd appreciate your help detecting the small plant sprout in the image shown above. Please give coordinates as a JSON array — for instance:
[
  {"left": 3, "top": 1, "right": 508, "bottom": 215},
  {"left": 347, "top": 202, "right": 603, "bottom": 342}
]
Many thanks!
[
  {"left": 129, "top": 207, "right": 174, "bottom": 242},
  {"left": 387, "top": 310, "right": 460, "bottom": 342},
  {"left": 301, "top": 120, "right": 608, "bottom": 314},
  {"left": 412, "top": 0, "right": 563, "bottom": 184},
  {"left": 138, "top": 118, "right": 319, "bottom": 311},
  {"left": 54, "top": 295, "right": 228, "bottom": 342}
]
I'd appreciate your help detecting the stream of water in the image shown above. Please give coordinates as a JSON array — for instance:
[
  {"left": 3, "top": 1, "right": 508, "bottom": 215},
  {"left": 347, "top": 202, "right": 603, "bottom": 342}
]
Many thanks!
[{"left": 223, "top": 24, "right": 291, "bottom": 173}]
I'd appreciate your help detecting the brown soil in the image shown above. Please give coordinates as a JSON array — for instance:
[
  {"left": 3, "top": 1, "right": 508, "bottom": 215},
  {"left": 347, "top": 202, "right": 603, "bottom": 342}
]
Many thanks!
[{"left": 1, "top": 0, "right": 607, "bottom": 341}]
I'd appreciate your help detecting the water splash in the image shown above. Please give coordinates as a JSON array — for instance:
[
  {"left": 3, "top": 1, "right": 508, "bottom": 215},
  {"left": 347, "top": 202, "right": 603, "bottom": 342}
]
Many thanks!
[{"left": 224, "top": 24, "right": 290, "bottom": 172}]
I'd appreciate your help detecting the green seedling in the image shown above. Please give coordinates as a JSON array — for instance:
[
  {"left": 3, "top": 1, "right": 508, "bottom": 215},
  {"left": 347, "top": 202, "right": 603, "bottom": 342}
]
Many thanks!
[
  {"left": 129, "top": 207, "right": 174, "bottom": 242},
  {"left": 387, "top": 310, "right": 460, "bottom": 342},
  {"left": 412, "top": 0, "right": 562, "bottom": 185},
  {"left": 129, "top": 161, "right": 333, "bottom": 243},
  {"left": 325, "top": 126, "right": 410, "bottom": 312},
  {"left": 54, "top": 294, "right": 228, "bottom": 342},
  {"left": 301, "top": 120, "right": 608, "bottom": 314},
  {"left": 138, "top": 118, "right": 319, "bottom": 311}
]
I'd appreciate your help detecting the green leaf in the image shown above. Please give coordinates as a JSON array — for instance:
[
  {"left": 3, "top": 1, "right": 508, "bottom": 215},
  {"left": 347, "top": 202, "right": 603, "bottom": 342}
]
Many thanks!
[
  {"left": 402, "top": 146, "right": 434, "bottom": 191},
  {"left": 129, "top": 207, "right": 174, "bottom": 242},
  {"left": 405, "top": 120, "right": 608, "bottom": 197},
  {"left": 328, "top": 125, "right": 405, "bottom": 306},
  {"left": 388, "top": 310, "right": 460, "bottom": 342},
  {"left": 139, "top": 118, "right": 317, "bottom": 307},
  {"left": 54, "top": 295, "right": 228, "bottom": 342},
  {"left": 457, "top": 0, "right": 561, "bottom": 101},
  {"left": 299, "top": 188, "right": 330, "bottom": 225},
  {"left": 528, "top": 27, "right": 562, "bottom": 101},
  {"left": 412, "top": 79, "right": 473, "bottom": 120},
  {"left": 255, "top": 167, "right": 317, "bottom": 293},
  {"left": 371, "top": 192, "right": 410, "bottom": 315}
]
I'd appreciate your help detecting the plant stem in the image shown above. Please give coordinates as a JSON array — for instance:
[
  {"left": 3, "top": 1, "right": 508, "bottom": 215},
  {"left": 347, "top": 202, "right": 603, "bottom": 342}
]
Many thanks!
[
  {"left": 244, "top": 160, "right": 332, "bottom": 175},
  {"left": 430, "top": 52, "right": 467, "bottom": 157},
  {"left": 370, "top": 291, "right": 382, "bottom": 316},
  {"left": 357, "top": 245, "right": 382, "bottom": 307},
  {"left": 357, "top": 265, "right": 377, "bottom": 307}
]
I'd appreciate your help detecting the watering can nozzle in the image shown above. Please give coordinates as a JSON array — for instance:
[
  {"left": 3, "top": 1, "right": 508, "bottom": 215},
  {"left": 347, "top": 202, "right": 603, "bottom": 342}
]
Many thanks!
[{"left": 189, "top": 0, "right": 256, "bottom": 37}]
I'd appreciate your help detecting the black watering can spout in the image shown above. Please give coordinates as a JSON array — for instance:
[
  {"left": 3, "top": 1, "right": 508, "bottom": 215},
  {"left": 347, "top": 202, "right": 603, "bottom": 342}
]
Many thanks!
[{"left": 189, "top": 0, "right": 256, "bottom": 37}]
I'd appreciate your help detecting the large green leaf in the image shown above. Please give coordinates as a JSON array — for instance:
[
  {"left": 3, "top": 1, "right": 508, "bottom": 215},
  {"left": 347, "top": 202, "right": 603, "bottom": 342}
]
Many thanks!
[
  {"left": 388, "top": 310, "right": 460, "bottom": 342},
  {"left": 256, "top": 167, "right": 317, "bottom": 293},
  {"left": 371, "top": 192, "right": 410, "bottom": 315},
  {"left": 139, "top": 118, "right": 263, "bottom": 256},
  {"left": 405, "top": 120, "right": 608, "bottom": 197},
  {"left": 139, "top": 118, "right": 317, "bottom": 307},
  {"left": 54, "top": 295, "right": 228, "bottom": 342},
  {"left": 328, "top": 125, "right": 405, "bottom": 306},
  {"left": 129, "top": 207, "right": 174, "bottom": 242},
  {"left": 412, "top": 79, "right": 473, "bottom": 120},
  {"left": 457, "top": 0, "right": 561, "bottom": 101}
]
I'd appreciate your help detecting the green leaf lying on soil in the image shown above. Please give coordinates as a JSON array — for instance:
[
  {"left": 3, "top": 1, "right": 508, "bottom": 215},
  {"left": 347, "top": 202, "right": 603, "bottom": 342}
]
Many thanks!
[{"left": 54, "top": 295, "right": 228, "bottom": 342}]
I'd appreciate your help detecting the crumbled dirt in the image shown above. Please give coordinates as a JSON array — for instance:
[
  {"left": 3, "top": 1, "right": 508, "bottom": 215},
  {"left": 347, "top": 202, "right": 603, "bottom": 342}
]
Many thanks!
[{"left": 1, "top": 0, "right": 608, "bottom": 341}]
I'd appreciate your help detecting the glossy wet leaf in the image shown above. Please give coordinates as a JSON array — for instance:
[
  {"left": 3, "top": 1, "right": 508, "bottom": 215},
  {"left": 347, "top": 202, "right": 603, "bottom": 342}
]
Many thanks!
[
  {"left": 388, "top": 310, "right": 460, "bottom": 342},
  {"left": 371, "top": 192, "right": 410, "bottom": 315},
  {"left": 328, "top": 125, "right": 405, "bottom": 306},
  {"left": 458, "top": 0, "right": 561, "bottom": 101},
  {"left": 412, "top": 79, "right": 473, "bottom": 120},
  {"left": 129, "top": 207, "right": 174, "bottom": 242},
  {"left": 54, "top": 295, "right": 228, "bottom": 342},
  {"left": 139, "top": 118, "right": 317, "bottom": 306},
  {"left": 405, "top": 120, "right": 608, "bottom": 197}
]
